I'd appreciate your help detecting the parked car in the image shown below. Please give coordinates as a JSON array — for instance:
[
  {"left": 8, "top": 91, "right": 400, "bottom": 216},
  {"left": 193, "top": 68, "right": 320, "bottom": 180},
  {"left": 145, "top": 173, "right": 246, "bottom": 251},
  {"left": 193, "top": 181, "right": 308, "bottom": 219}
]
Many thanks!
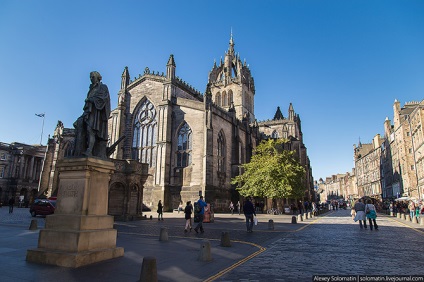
[{"left": 29, "top": 199, "right": 56, "bottom": 217}]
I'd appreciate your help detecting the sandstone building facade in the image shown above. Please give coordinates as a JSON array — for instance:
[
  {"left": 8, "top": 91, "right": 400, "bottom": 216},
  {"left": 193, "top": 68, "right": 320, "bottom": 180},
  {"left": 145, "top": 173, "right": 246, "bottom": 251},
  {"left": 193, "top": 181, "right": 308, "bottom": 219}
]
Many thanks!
[
  {"left": 319, "top": 100, "right": 424, "bottom": 203},
  {"left": 3, "top": 36, "right": 314, "bottom": 215},
  {"left": 106, "top": 35, "right": 314, "bottom": 212}
]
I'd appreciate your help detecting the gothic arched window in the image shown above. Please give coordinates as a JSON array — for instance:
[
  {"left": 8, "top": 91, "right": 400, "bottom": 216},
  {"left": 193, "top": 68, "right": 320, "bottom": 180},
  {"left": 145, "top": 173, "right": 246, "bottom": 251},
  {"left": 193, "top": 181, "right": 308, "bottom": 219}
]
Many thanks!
[
  {"left": 218, "top": 131, "right": 226, "bottom": 172},
  {"left": 228, "top": 90, "right": 233, "bottom": 105},
  {"left": 132, "top": 99, "right": 157, "bottom": 167},
  {"left": 176, "top": 122, "right": 192, "bottom": 167},
  {"left": 271, "top": 130, "right": 279, "bottom": 139},
  {"left": 215, "top": 92, "right": 221, "bottom": 106},
  {"left": 283, "top": 124, "right": 288, "bottom": 139},
  {"left": 222, "top": 91, "right": 227, "bottom": 107},
  {"left": 63, "top": 140, "right": 75, "bottom": 158}
]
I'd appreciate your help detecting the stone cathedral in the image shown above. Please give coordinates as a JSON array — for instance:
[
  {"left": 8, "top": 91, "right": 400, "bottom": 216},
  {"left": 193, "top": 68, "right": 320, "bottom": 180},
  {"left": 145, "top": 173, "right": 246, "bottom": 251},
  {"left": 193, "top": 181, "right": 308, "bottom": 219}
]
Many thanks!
[{"left": 41, "top": 35, "right": 313, "bottom": 217}]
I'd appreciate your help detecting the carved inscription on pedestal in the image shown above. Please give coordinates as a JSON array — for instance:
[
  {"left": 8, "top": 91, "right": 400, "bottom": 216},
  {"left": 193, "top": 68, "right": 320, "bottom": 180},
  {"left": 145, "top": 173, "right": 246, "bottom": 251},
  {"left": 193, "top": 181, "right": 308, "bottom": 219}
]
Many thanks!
[
  {"left": 60, "top": 184, "right": 79, "bottom": 198},
  {"left": 56, "top": 180, "right": 85, "bottom": 214}
]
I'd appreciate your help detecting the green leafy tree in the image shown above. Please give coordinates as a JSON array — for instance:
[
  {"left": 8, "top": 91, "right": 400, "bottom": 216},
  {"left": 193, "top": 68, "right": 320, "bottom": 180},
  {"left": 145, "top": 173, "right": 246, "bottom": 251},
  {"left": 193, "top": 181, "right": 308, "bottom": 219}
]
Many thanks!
[{"left": 231, "top": 139, "right": 305, "bottom": 199}]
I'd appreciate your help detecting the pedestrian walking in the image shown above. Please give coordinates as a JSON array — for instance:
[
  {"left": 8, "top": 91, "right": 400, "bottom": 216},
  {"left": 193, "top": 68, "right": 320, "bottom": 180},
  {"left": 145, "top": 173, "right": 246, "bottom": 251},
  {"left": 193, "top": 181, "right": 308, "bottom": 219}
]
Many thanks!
[
  {"left": 298, "top": 202, "right": 303, "bottom": 215},
  {"left": 184, "top": 201, "right": 193, "bottom": 232},
  {"left": 157, "top": 200, "right": 164, "bottom": 221},
  {"left": 408, "top": 201, "right": 416, "bottom": 220},
  {"left": 236, "top": 201, "right": 241, "bottom": 215},
  {"left": 8, "top": 197, "right": 15, "bottom": 213},
  {"left": 365, "top": 199, "right": 378, "bottom": 230},
  {"left": 194, "top": 196, "right": 207, "bottom": 234},
  {"left": 353, "top": 199, "right": 367, "bottom": 229},
  {"left": 229, "top": 201, "right": 234, "bottom": 215},
  {"left": 312, "top": 202, "right": 317, "bottom": 216},
  {"left": 304, "top": 201, "right": 309, "bottom": 212},
  {"left": 350, "top": 207, "right": 356, "bottom": 220},
  {"left": 243, "top": 197, "right": 256, "bottom": 233}
]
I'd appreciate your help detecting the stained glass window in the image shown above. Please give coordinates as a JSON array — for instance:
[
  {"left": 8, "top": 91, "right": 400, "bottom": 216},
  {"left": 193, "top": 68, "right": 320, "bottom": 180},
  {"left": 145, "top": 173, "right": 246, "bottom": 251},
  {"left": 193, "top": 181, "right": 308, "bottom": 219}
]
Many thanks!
[{"left": 132, "top": 99, "right": 157, "bottom": 167}]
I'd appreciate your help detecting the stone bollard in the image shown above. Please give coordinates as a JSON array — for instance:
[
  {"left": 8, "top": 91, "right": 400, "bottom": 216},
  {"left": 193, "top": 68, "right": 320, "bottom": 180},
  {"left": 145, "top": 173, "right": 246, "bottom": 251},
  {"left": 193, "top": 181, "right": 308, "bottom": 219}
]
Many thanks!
[
  {"left": 390, "top": 211, "right": 394, "bottom": 217},
  {"left": 304, "top": 213, "right": 308, "bottom": 220},
  {"left": 291, "top": 216, "right": 297, "bottom": 224},
  {"left": 397, "top": 213, "right": 401, "bottom": 219},
  {"left": 29, "top": 219, "right": 38, "bottom": 230},
  {"left": 308, "top": 212, "right": 311, "bottom": 219},
  {"left": 268, "top": 219, "right": 275, "bottom": 230},
  {"left": 420, "top": 217, "right": 424, "bottom": 226},
  {"left": 220, "top": 232, "right": 231, "bottom": 247},
  {"left": 311, "top": 212, "right": 314, "bottom": 218},
  {"left": 150, "top": 215, "right": 153, "bottom": 220},
  {"left": 159, "top": 227, "right": 168, "bottom": 241},
  {"left": 297, "top": 214, "right": 303, "bottom": 222},
  {"left": 140, "top": 256, "right": 158, "bottom": 282},
  {"left": 199, "top": 240, "right": 212, "bottom": 261}
]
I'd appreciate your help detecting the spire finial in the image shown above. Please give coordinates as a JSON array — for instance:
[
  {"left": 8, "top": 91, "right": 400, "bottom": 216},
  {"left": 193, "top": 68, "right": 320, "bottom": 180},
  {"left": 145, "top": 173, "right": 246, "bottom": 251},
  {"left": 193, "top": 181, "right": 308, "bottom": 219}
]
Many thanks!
[{"left": 229, "top": 28, "right": 234, "bottom": 46}]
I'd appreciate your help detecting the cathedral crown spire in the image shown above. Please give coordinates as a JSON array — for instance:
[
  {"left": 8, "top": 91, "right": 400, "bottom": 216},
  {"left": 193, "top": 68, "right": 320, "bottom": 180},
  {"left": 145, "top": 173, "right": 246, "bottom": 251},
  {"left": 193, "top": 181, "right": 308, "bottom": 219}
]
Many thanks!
[
  {"left": 228, "top": 30, "right": 235, "bottom": 56},
  {"left": 207, "top": 35, "right": 256, "bottom": 122}
]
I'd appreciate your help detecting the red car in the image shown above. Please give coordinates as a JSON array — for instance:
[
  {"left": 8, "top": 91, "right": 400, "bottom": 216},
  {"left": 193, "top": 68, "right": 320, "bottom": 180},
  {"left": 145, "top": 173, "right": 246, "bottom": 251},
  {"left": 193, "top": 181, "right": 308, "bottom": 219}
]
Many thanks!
[{"left": 29, "top": 199, "right": 56, "bottom": 217}]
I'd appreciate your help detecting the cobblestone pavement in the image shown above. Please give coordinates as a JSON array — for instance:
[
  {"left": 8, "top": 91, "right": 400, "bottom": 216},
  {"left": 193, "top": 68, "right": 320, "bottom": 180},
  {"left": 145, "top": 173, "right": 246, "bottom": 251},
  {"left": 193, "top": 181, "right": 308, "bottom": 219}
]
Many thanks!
[
  {"left": 215, "top": 209, "right": 424, "bottom": 282},
  {"left": 114, "top": 211, "right": 307, "bottom": 247},
  {"left": 0, "top": 206, "right": 46, "bottom": 226},
  {"left": 2, "top": 207, "right": 423, "bottom": 282}
]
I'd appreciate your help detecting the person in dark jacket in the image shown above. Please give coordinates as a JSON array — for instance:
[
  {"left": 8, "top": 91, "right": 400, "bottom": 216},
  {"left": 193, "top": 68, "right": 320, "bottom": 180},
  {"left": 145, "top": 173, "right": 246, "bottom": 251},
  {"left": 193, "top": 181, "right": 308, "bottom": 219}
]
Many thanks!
[
  {"left": 157, "top": 200, "right": 163, "bottom": 221},
  {"left": 243, "top": 197, "right": 256, "bottom": 233},
  {"left": 184, "top": 201, "right": 193, "bottom": 232},
  {"left": 8, "top": 197, "right": 15, "bottom": 213}
]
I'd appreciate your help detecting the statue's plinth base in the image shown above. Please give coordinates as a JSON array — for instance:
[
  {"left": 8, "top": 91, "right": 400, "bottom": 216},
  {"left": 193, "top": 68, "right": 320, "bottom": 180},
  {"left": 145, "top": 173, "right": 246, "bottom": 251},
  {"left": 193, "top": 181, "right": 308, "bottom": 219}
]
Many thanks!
[
  {"left": 26, "top": 157, "right": 124, "bottom": 268},
  {"left": 26, "top": 245, "right": 124, "bottom": 268}
]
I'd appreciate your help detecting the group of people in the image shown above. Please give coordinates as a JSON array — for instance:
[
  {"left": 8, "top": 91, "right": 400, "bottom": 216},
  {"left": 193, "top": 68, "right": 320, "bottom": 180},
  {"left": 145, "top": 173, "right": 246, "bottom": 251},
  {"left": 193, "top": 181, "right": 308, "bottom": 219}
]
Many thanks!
[
  {"left": 388, "top": 199, "right": 423, "bottom": 220},
  {"left": 157, "top": 196, "right": 209, "bottom": 233},
  {"left": 157, "top": 197, "right": 258, "bottom": 233},
  {"left": 183, "top": 196, "right": 208, "bottom": 234},
  {"left": 228, "top": 201, "right": 241, "bottom": 215},
  {"left": 407, "top": 200, "right": 423, "bottom": 220},
  {"left": 352, "top": 199, "right": 378, "bottom": 230}
]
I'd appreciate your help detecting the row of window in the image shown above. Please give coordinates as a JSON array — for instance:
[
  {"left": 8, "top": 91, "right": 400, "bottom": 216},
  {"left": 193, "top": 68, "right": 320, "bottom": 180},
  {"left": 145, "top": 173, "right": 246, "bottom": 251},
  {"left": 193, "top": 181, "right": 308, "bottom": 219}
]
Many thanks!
[{"left": 215, "top": 90, "right": 233, "bottom": 107}]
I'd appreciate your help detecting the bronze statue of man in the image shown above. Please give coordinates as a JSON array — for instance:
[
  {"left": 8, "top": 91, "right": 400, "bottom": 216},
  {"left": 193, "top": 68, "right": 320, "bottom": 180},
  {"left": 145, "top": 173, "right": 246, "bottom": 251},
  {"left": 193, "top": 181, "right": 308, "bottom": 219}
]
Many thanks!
[{"left": 74, "top": 71, "right": 110, "bottom": 159}]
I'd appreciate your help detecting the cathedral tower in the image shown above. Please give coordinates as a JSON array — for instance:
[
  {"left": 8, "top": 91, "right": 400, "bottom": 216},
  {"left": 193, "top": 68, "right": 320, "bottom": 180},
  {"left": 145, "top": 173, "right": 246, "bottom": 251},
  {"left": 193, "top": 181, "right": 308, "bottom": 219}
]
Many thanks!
[{"left": 208, "top": 33, "right": 256, "bottom": 123}]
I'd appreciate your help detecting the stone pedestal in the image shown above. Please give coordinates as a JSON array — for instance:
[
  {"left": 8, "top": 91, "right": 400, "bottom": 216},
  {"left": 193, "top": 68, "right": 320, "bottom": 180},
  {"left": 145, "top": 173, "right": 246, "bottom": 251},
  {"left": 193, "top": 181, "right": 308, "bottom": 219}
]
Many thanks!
[{"left": 26, "top": 158, "right": 124, "bottom": 268}]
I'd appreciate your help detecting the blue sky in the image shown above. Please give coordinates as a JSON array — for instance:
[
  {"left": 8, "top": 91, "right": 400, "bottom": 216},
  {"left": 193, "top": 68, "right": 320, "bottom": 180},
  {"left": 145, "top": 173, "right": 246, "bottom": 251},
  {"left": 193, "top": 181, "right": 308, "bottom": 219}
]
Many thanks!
[{"left": 1, "top": 1, "right": 423, "bottom": 181}]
